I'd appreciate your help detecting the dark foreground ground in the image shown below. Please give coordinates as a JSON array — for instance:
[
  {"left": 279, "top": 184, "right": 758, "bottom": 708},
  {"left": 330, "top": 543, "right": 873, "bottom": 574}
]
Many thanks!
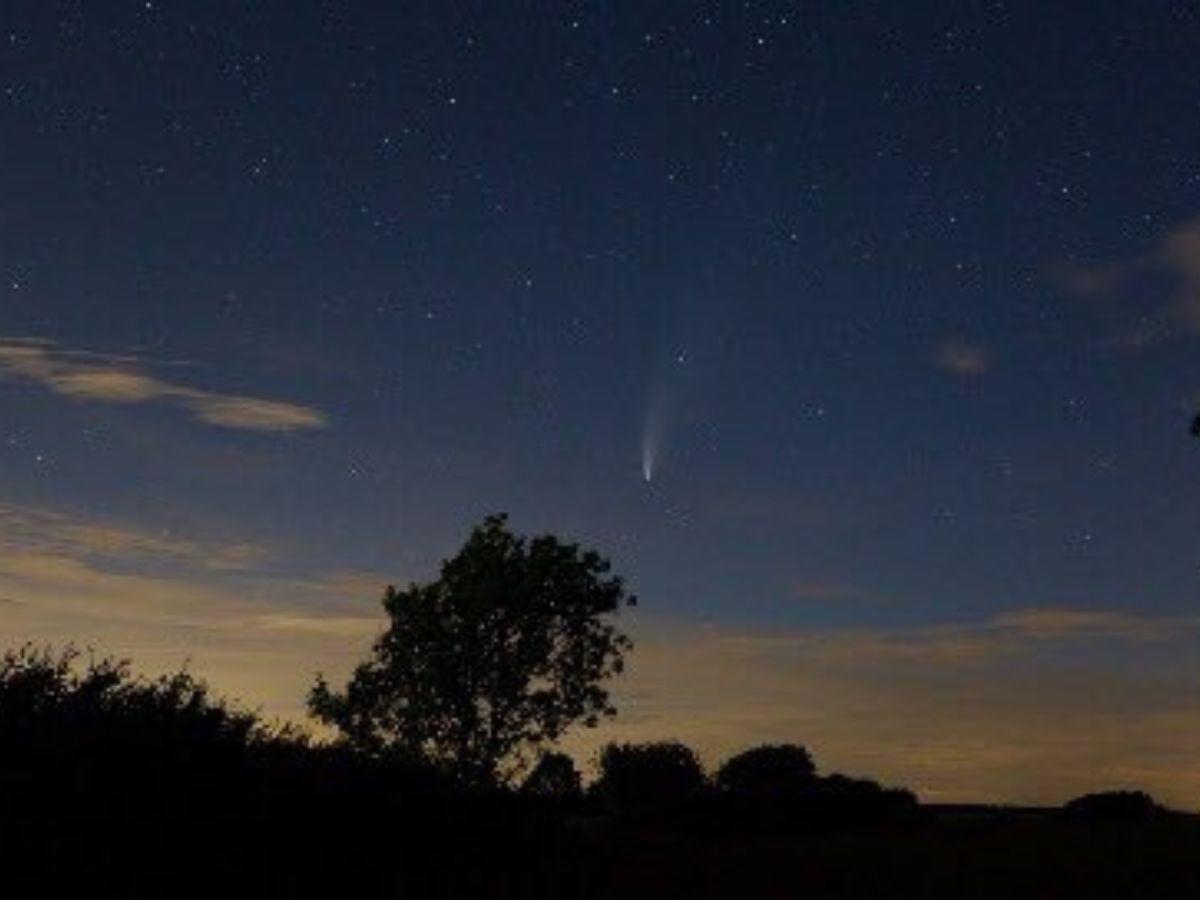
[
  {"left": 5, "top": 804, "right": 1198, "bottom": 898},
  {"left": 588, "top": 815, "right": 1200, "bottom": 899}
]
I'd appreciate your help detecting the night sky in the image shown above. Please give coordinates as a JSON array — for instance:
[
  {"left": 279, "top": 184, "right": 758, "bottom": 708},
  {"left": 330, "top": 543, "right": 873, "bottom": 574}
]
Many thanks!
[{"left": 3, "top": 2, "right": 1200, "bottom": 805}]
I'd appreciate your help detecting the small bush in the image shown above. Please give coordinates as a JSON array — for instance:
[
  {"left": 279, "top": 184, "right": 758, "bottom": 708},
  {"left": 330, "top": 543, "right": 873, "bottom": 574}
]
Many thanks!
[
  {"left": 1062, "top": 790, "right": 1166, "bottom": 822},
  {"left": 0, "top": 643, "right": 294, "bottom": 817},
  {"left": 803, "top": 773, "right": 919, "bottom": 825},
  {"left": 715, "top": 743, "right": 816, "bottom": 796},
  {"left": 521, "top": 751, "right": 583, "bottom": 800},
  {"left": 592, "top": 741, "right": 707, "bottom": 819}
]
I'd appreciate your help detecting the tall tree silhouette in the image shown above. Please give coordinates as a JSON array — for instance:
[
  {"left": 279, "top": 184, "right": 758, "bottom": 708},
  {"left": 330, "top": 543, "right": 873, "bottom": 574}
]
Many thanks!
[{"left": 309, "top": 514, "right": 634, "bottom": 785}]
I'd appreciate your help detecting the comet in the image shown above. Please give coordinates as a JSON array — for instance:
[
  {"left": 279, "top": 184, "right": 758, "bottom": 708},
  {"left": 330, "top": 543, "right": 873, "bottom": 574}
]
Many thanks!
[
  {"left": 641, "top": 440, "right": 655, "bottom": 482},
  {"left": 641, "top": 388, "right": 667, "bottom": 484}
]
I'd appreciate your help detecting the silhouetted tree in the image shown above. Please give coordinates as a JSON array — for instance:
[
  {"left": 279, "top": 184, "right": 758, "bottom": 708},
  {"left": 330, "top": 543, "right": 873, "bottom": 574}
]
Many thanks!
[
  {"left": 520, "top": 750, "right": 582, "bottom": 799},
  {"left": 1062, "top": 790, "right": 1166, "bottom": 821},
  {"left": 810, "top": 773, "right": 919, "bottom": 823},
  {"left": 592, "top": 740, "right": 706, "bottom": 818},
  {"left": 715, "top": 743, "right": 816, "bottom": 796},
  {"left": 309, "top": 514, "right": 634, "bottom": 785}
]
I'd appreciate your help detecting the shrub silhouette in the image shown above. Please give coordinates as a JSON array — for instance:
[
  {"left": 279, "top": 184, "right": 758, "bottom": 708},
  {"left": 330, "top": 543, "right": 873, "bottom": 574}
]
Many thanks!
[
  {"left": 0, "top": 643, "right": 295, "bottom": 820},
  {"left": 592, "top": 740, "right": 707, "bottom": 818},
  {"left": 808, "top": 773, "right": 919, "bottom": 824},
  {"left": 520, "top": 750, "right": 583, "bottom": 799},
  {"left": 1062, "top": 790, "right": 1166, "bottom": 821},
  {"left": 715, "top": 743, "right": 816, "bottom": 796},
  {"left": 0, "top": 643, "right": 275, "bottom": 749},
  {"left": 714, "top": 743, "right": 819, "bottom": 831},
  {"left": 0, "top": 643, "right": 582, "bottom": 895},
  {"left": 309, "top": 514, "right": 635, "bottom": 787}
]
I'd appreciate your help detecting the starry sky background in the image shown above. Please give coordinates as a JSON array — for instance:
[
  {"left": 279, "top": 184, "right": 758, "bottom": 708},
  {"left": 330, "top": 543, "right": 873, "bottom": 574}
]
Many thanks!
[{"left": 3, "top": 2, "right": 1200, "bottom": 805}]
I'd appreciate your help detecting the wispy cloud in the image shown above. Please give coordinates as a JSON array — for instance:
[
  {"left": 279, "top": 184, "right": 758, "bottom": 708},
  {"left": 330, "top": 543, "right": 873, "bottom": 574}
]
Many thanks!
[
  {"left": 1052, "top": 216, "right": 1200, "bottom": 348},
  {"left": 812, "top": 606, "right": 1196, "bottom": 663},
  {"left": 652, "top": 606, "right": 1195, "bottom": 674},
  {"left": 988, "top": 607, "right": 1188, "bottom": 641},
  {"left": 0, "top": 501, "right": 266, "bottom": 572},
  {"left": 788, "top": 581, "right": 870, "bottom": 604},
  {"left": 0, "top": 337, "right": 327, "bottom": 432},
  {"left": 0, "top": 499, "right": 386, "bottom": 723},
  {"left": 934, "top": 337, "right": 992, "bottom": 377}
]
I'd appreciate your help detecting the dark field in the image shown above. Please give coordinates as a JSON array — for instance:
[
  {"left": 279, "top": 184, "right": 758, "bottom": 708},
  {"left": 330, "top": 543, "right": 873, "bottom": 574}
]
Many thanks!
[
  {"left": 588, "top": 816, "right": 1200, "bottom": 899},
  {"left": 5, "top": 801, "right": 1198, "bottom": 898}
]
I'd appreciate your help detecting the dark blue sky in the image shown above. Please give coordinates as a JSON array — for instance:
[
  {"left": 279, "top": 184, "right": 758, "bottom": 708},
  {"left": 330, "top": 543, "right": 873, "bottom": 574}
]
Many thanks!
[{"left": 2, "top": 2, "right": 1200, "bottom": 803}]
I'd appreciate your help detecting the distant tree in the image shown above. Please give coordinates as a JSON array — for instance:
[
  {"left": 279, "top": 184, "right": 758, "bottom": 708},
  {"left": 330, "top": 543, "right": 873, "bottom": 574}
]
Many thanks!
[
  {"left": 591, "top": 740, "right": 706, "bottom": 817},
  {"left": 520, "top": 751, "right": 582, "bottom": 799},
  {"left": 811, "top": 773, "right": 919, "bottom": 823},
  {"left": 1062, "top": 790, "right": 1166, "bottom": 821},
  {"left": 309, "top": 514, "right": 635, "bottom": 786},
  {"left": 715, "top": 743, "right": 816, "bottom": 796}
]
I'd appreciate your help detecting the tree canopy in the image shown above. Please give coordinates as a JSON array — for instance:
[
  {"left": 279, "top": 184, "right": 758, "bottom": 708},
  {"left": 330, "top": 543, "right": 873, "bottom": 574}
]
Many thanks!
[
  {"left": 520, "top": 751, "right": 583, "bottom": 798},
  {"left": 715, "top": 743, "right": 816, "bottom": 795},
  {"left": 1062, "top": 790, "right": 1166, "bottom": 821},
  {"left": 592, "top": 741, "right": 707, "bottom": 816},
  {"left": 309, "top": 513, "right": 634, "bottom": 785}
]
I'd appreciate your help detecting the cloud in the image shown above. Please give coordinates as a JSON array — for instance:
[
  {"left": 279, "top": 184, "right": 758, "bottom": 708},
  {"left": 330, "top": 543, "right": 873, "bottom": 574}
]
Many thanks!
[
  {"left": 1050, "top": 260, "right": 1127, "bottom": 297},
  {"left": 781, "top": 606, "right": 1198, "bottom": 668},
  {"left": 935, "top": 338, "right": 991, "bottom": 377},
  {"left": 289, "top": 570, "right": 395, "bottom": 601},
  {"left": 1159, "top": 219, "right": 1200, "bottom": 330},
  {"left": 185, "top": 394, "right": 327, "bottom": 431},
  {"left": 0, "top": 501, "right": 265, "bottom": 572},
  {"left": 248, "top": 613, "right": 380, "bottom": 638},
  {"left": 988, "top": 607, "right": 1187, "bottom": 641},
  {"left": 649, "top": 609, "right": 1181, "bottom": 676},
  {"left": 1052, "top": 216, "right": 1200, "bottom": 347},
  {"left": 0, "top": 338, "right": 327, "bottom": 432},
  {"left": 788, "top": 581, "right": 865, "bottom": 603}
]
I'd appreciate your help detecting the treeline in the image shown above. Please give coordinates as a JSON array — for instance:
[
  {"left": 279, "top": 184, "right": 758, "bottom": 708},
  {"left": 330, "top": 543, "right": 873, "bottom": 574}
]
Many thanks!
[
  {"left": 0, "top": 643, "right": 1186, "bottom": 897},
  {"left": 0, "top": 644, "right": 915, "bottom": 829},
  {"left": 1, "top": 643, "right": 1171, "bottom": 829},
  {"left": 535, "top": 742, "right": 920, "bottom": 830}
]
